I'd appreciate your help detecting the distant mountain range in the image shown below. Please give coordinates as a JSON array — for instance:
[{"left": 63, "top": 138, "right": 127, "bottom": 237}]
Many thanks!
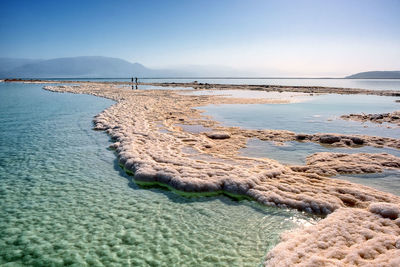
[
  {"left": 0, "top": 56, "right": 171, "bottom": 78},
  {"left": 1, "top": 56, "right": 399, "bottom": 79},
  {"left": 0, "top": 56, "right": 242, "bottom": 78},
  {"left": 346, "top": 71, "right": 400, "bottom": 79}
]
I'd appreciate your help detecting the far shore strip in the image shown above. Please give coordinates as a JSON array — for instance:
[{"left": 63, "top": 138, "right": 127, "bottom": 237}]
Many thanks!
[
  {"left": 17, "top": 80, "right": 400, "bottom": 266},
  {"left": 4, "top": 78, "right": 400, "bottom": 97}
]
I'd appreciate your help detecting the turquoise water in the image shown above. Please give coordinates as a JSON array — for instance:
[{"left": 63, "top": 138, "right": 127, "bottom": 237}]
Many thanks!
[
  {"left": 199, "top": 93, "right": 400, "bottom": 138},
  {"left": 0, "top": 83, "right": 313, "bottom": 266},
  {"left": 27, "top": 78, "right": 400, "bottom": 91}
]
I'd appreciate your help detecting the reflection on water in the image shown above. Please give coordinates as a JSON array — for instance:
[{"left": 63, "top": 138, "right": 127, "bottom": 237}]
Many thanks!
[
  {"left": 199, "top": 93, "right": 400, "bottom": 138},
  {"left": 0, "top": 83, "right": 314, "bottom": 266}
]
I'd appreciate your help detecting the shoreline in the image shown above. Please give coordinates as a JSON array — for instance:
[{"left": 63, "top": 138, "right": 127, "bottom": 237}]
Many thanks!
[
  {"left": 25, "top": 80, "right": 400, "bottom": 265},
  {"left": 341, "top": 111, "right": 400, "bottom": 127},
  {"left": 4, "top": 78, "right": 400, "bottom": 96}
]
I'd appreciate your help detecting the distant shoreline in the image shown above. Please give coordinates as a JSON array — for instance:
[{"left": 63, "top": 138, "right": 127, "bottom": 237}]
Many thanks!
[
  {"left": 3, "top": 77, "right": 400, "bottom": 80},
  {"left": 5, "top": 78, "right": 400, "bottom": 97}
]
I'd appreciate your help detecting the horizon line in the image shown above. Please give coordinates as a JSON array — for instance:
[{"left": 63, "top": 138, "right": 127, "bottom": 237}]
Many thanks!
[{"left": 3, "top": 77, "right": 400, "bottom": 80}]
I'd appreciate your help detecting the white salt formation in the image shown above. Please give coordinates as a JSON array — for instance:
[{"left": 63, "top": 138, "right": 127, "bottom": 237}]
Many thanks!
[
  {"left": 43, "top": 83, "right": 400, "bottom": 266},
  {"left": 265, "top": 206, "right": 400, "bottom": 266},
  {"left": 292, "top": 152, "right": 400, "bottom": 176}
]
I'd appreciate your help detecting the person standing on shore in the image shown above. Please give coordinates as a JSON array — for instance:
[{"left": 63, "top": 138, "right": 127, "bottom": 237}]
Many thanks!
[{"left": 131, "top": 77, "right": 134, "bottom": 90}]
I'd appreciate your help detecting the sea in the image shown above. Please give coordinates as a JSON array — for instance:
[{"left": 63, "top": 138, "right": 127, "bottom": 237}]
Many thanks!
[
  {"left": 0, "top": 78, "right": 399, "bottom": 265},
  {"left": 0, "top": 82, "right": 314, "bottom": 266}
]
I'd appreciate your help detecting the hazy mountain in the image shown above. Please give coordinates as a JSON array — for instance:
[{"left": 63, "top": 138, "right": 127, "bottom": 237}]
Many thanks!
[
  {"left": 0, "top": 56, "right": 254, "bottom": 78},
  {"left": 0, "top": 58, "right": 43, "bottom": 73},
  {"left": 346, "top": 71, "right": 400, "bottom": 79},
  {"left": 0, "top": 56, "right": 157, "bottom": 78}
]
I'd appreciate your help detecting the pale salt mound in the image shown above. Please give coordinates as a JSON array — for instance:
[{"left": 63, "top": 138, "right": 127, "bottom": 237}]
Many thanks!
[
  {"left": 43, "top": 83, "right": 400, "bottom": 266},
  {"left": 265, "top": 207, "right": 400, "bottom": 267},
  {"left": 291, "top": 152, "right": 400, "bottom": 176}
]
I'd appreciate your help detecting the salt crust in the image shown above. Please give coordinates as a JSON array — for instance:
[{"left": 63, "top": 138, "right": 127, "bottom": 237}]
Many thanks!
[
  {"left": 341, "top": 111, "right": 400, "bottom": 127},
  {"left": 265, "top": 207, "right": 400, "bottom": 266},
  {"left": 43, "top": 83, "right": 400, "bottom": 266}
]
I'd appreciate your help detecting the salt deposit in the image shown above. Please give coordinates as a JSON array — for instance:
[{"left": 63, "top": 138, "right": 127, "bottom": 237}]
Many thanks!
[
  {"left": 341, "top": 111, "right": 400, "bottom": 126},
  {"left": 292, "top": 152, "right": 400, "bottom": 176},
  {"left": 265, "top": 207, "right": 400, "bottom": 266},
  {"left": 42, "top": 82, "right": 400, "bottom": 266}
]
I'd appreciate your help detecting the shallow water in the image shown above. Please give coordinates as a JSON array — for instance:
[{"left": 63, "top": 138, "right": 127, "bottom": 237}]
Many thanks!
[
  {"left": 175, "top": 124, "right": 212, "bottom": 134},
  {"left": 199, "top": 93, "right": 400, "bottom": 138},
  {"left": 0, "top": 83, "right": 314, "bottom": 266},
  {"left": 239, "top": 139, "right": 400, "bottom": 196},
  {"left": 336, "top": 170, "right": 400, "bottom": 196},
  {"left": 240, "top": 139, "right": 400, "bottom": 165}
]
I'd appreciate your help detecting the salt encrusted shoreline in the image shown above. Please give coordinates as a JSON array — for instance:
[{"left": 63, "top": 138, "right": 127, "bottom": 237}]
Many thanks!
[
  {"left": 341, "top": 111, "right": 400, "bottom": 127},
  {"left": 142, "top": 81, "right": 400, "bottom": 97},
  {"left": 38, "top": 82, "right": 400, "bottom": 266},
  {"left": 5, "top": 78, "right": 400, "bottom": 96}
]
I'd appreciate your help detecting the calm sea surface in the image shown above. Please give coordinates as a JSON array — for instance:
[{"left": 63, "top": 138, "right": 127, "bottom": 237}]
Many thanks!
[{"left": 0, "top": 83, "right": 313, "bottom": 266}]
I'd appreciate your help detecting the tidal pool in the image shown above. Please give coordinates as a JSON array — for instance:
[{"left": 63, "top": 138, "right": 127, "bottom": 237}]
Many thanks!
[
  {"left": 199, "top": 93, "right": 400, "bottom": 138},
  {"left": 240, "top": 139, "right": 400, "bottom": 165},
  {"left": 335, "top": 170, "right": 400, "bottom": 196},
  {"left": 239, "top": 139, "right": 400, "bottom": 196},
  {"left": 0, "top": 83, "right": 314, "bottom": 266}
]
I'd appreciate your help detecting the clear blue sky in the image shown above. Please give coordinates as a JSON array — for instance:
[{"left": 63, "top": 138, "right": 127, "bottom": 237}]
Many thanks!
[{"left": 1, "top": 0, "right": 399, "bottom": 76}]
